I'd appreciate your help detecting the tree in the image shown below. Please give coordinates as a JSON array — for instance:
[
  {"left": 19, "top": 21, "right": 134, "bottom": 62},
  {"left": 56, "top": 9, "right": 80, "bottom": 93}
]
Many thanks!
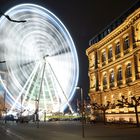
[
  {"left": 92, "top": 101, "right": 110, "bottom": 125},
  {"left": 117, "top": 95, "right": 140, "bottom": 127}
]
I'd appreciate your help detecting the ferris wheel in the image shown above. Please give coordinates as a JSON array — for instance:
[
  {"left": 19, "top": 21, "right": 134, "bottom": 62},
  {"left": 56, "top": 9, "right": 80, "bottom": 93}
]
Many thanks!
[{"left": 0, "top": 4, "right": 79, "bottom": 115}]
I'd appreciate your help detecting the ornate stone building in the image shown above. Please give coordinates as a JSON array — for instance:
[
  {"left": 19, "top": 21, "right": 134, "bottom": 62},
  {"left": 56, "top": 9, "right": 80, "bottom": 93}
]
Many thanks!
[{"left": 86, "top": 3, "right": 140, "bottom": 122}]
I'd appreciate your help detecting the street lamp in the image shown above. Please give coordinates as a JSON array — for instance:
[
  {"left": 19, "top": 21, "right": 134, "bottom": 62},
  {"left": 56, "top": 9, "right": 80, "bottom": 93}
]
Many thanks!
[{"left": 76, "top": 86, "right": 85, "bottom": 138}]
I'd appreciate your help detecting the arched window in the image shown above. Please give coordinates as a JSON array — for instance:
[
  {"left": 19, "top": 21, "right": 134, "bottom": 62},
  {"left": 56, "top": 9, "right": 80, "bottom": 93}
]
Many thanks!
[
  {"left": 117, "top": 67, "right": 122, "bottom": 80},
  {"left": 126, "top": 63, "right": 132, "bottom": 78}
]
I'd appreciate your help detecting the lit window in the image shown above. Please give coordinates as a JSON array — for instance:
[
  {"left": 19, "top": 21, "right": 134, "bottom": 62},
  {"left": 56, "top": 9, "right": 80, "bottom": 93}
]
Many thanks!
[
  {"left": 110, "top": 70, "right": 114, "bottom": 83},
  {"left": 102, "top": 51, "right": 106, "bottom": 63},
  {"left": 108, "top": 47, "right": 113, "bottom": 59},
  {"left": 103, "top": 74, "right": 107, "bottom": 85},
  {"left": 117, "top": 67, "right": 122, "bottom": 80},
  {"left": 115, "top": 42, "right": 120, "bottom": 55},
  {"left": 126, "top": 63, "right": 132, "bottom": 78},
  {"left": 124, "top": 36, "right": 129, "bottom": 50}
]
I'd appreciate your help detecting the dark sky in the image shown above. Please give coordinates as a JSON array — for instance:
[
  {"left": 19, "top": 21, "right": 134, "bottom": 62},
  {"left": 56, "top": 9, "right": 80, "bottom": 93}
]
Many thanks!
[{"left": 0, "top": 0, "right": 139, "bottom": 98}]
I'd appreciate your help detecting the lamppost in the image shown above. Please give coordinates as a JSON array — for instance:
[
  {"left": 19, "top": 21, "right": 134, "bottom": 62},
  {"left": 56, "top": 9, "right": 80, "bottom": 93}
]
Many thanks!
[{"left": 76, "top": 86, "right": 85, "bottom": 138}]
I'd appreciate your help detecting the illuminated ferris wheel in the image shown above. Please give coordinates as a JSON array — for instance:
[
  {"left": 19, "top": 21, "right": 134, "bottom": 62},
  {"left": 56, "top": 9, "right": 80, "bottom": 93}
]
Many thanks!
[{"left": 0, "top": 4, "right": 79, "bottom": 114}]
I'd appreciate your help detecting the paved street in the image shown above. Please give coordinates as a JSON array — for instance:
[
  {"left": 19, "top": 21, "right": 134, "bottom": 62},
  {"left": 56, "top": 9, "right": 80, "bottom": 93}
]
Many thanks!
[{"left": 0, "top": 121, "right": 140, "bottom": 140}]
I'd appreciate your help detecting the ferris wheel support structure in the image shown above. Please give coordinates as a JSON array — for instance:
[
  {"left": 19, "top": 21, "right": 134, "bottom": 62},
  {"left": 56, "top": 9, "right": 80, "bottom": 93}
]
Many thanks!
[{"left": 46, "top": 56, "right": 74, "bottom": 114}]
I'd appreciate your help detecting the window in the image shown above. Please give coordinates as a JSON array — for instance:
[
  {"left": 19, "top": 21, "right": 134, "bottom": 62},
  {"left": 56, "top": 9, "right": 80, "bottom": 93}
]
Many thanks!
[
  {"left": 110, "top": 70, "right": 115, "bottom": 88},
  {"left": 103, "top": 74, "right": 107, "bottom": 85},
  {"left": 108, "top": 47, "right": 113, "bottom": 60},
  {"left": 102, "top": 51, "right": 106, "bottom": 62},
  {"left": 103, "top": 73, "right": 107, "bottom": 90},
  {"left": 117, "top": 67, "right": 122, "bottom": 80},
  {"left": 126, "top": 63, "right": 132, "bottom": 78},
  {"left": 124, "top": 36, "right": 129, "bottom": 50},
  {"left": 110, "top": 70, "right": 114, "bottom": 83},
  {"left": 115, "top": 42, "right": 121, "bottom": 55},
  {"left": 117, "top": 67, "right": 123, "bottom": 86}
]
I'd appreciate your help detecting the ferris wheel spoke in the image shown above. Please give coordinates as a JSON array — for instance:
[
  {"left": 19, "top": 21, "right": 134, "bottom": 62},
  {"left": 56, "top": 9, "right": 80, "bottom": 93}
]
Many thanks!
[
  {"left": 20, "top": 60, "right": 37, "bottom": 67},
  {"left": 46, "top": 68, "right": 61, "bottom": 108},
  {"left": 45, "top": 65, "right": 62, "bottom": 111},
  {"left": 44, "top": 75, "right": 55, "bottom": 110},
  {"left": 46, "top": 60, "right": 74, "bottom": 113},
  {"left": 42, "top": 80, "right": 47, "bottom": 111}
]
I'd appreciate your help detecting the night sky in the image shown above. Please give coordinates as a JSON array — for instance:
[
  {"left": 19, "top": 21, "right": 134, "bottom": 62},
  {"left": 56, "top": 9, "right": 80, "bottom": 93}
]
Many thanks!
[{"left": 0, "top": 0, "right": 139, "bottom": 103}]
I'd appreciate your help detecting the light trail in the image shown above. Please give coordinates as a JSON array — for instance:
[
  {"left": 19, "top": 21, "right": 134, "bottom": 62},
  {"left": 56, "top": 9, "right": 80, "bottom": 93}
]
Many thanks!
[{"left": 0, "top": 3, "right": 79, "bottom": 114}]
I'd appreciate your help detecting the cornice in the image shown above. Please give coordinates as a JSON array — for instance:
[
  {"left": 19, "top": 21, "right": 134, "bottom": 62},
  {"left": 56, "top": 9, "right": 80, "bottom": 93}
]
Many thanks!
[{"left": 86, "top": 8, "right": 140, "bottom": 55}]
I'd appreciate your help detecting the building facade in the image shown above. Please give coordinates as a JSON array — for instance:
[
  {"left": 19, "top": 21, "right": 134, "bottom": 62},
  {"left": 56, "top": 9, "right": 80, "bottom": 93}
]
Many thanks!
[{"left": 86, "top": 5, "right": 140, "bottom": 122}]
